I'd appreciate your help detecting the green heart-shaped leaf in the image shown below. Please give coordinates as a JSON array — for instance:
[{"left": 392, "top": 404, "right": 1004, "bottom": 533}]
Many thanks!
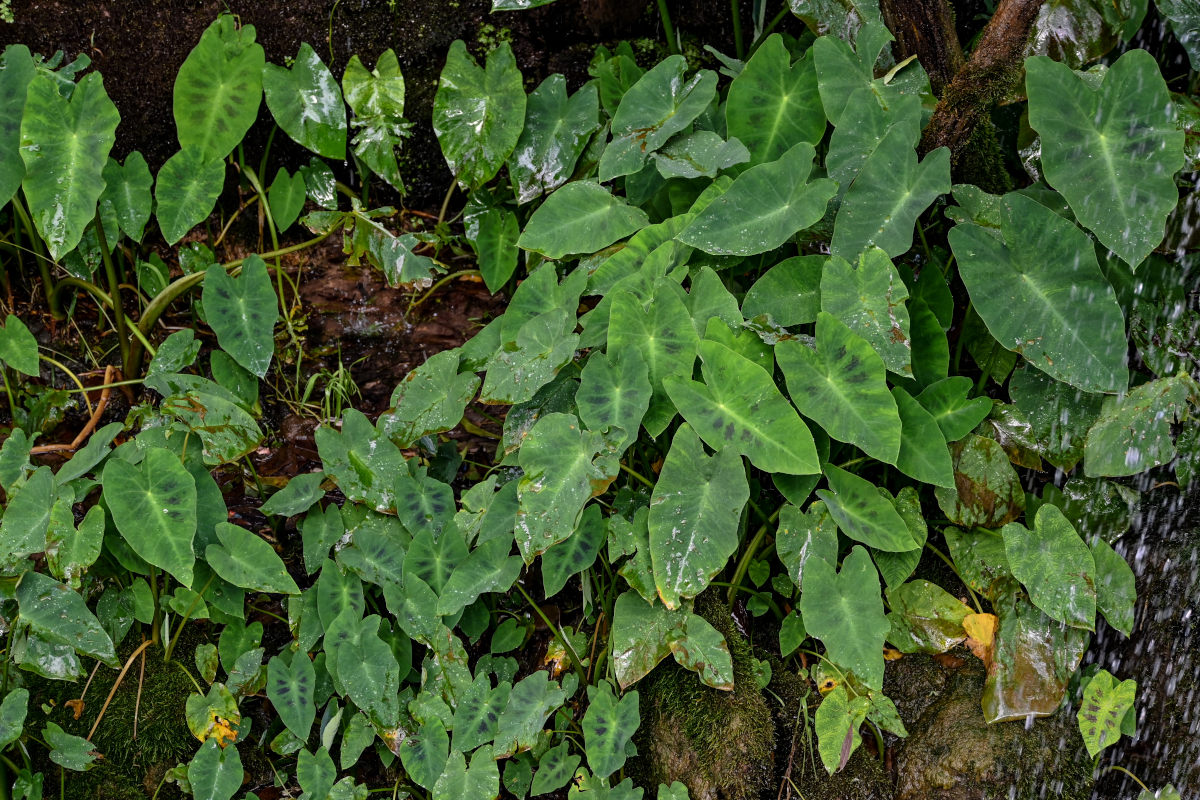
[
  {"left": 799, "top": 545, "right": 888, "bottom": 690},
  {"left": 202, "top": 254, "right": 278, "bottom": 378},
  {"left": 263, "top": 42, "right": 347, "bottom": 159},
  {"left": 155, "top": 148, "right": 225, "bottom": 245},
  {"left": 267, "top": 652, "right": 316, "bottom": 740},
  {"left": 206, "top": 522, "right": 299, "bottom": 595},
  {"left": 102, "top": 447, "right": 196, "bottom": 586},
  {"left": 174, "top": 15, "right": 264, "bottom": 161},
  {"left": 508, "top": 75, "right": 599, "bottom": 204},
  {"left": 1002, "top": 504, "right": 1096, "bottom": 630},
  {"left": 726, "top": 35, "right": 825, "bottom": 165}
]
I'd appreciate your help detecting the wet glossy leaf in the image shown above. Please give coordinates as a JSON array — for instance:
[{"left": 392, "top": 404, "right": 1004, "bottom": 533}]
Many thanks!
[
  {"left": 1002, "top": 505, "right": 1096, "bottom": 630},
  {"left": 610, "top": 591, "right": 731, "bottom": 690},
  {"left": 531, "top": 741, "right": 579, "bottom": 796},
  {"left": 826, "top": 86, "right": 921, "bottom": 196},
  {"left": 814, "top": 685, "right": 870, "bottom": 775},
  {"left": 599, "top": 56, "right": 717, "bottom": 181},
  {"left": 158, "top": 381, "right": 263, "bottom": 465},
  {"left": 16, "top": 571, "right": 116, "bottom": 665},
  {"left": 892, "top": 387, "right": 955, "bottom": 488},
  {"left": 934, "top": 435, "right": 1025, "bottom": 529},
  {"left": 466, "top": 206, "right": 520, "bottom": 292},
  {"left": 203, "top": 255, "right": 278, "bottom": 378},
  {"left": 814, "top": 21, "right": 927, "bottom": 125},
  {"left": 174, "top": 15, "right": 264, "bottom": 161},
  {"left": 1008, "top": 365, "right": 1104, "bottom": 470},
  {"left": 0, "top": 45, "right": 35, "bottom": 207},
  {"left": 665, "top": 339, "right": 818, "bottom": 475},
  {"left": 482, "top": 309, "right": 579, "bottom": 405},
  {"left": 297, "top": 747, "right": 336, "bottom": 800},
  {"left": 885, "top": 580, "right": 971, "bottom": 654},
  {"left": 1159, "top": 0, "right": 1200, "bottom": 68},
  {"left": 726, "top": 35, "right": 824, "bottom": 165},
  {"left": 791, "top": 0, "right": 883, "bottom": 45},
  {"left": 400, "top": 718, "right": 448, "bottom": 790},
  {"left": 263, "top": 42, "right": 347, "bottom": 159},
  {"left": 1083, "top": 374, "right": 1196, "bottom": 477},
  {"left": 260, "top": 473, "right": 324, "bottom": 518},
  {"left": 380, "top": 350, "right": 479, "bottom": 447},
  {"left": 741, "top": 255, "right": 823, "bottom": 326},
  {"left": 1091, "top": 538, "right": 1135, "bottom": 636},
  {"left": 0, "top": 314, "right": 38, "bottom": 377},
  {"left": 1078, "top": 669, "right": 1136, "bottom": 758},
  {"left": 433, "top": 746, "right": 499, "bottom": 800},
  {"left": 334, "top": 615, "right": 400, "bottom": 723},
  {"left": 315, "top": 409, "right": 407, "bottom": 513},
  {"left": 652, "top": 130, "right": 749, "bottom": 179},
  {"left": 103, "top": 446, "right": 196, "bottom": 586},
  {"left": 0, "top": 688, "right": 28, "bottom": 750},
  {"left": 0, "top": 465, "right": 53, "bottom": 564},
  {"left": 872, "top": 486, "right": 929, "bottom": 588},
  {"left": 19, "top": 72, "right": 119, "bottom": 259},
  {"left": 914, "top": 377, "right": 992, "bottom": 442},
  {"left": 516, "top": 413, "right": 607, "bottom": 563},
  {"left": 668, "top": 613, "right": 734, "bottom": 690},
  {"left": 1026, "top": 50, "right": 1184, "bottom": 266},
  {"left": 268, "top": 167, "right": 307, "bottom": 232},
  {"left": 434, "top": 40, "right": 525, "bottom": 188},
  {"left": 776, "top": 501, "right": 839, "bottom": 589},
  {"left": 677, "top": 142, "right": 836, "bottom": 256},
  {"left": 543, "top": 503, "right": 606, "bottom": 597},
  {"left": 943, "top": 526, "right": 1012, "bottom": 600},
  {"left": 821, "top": 248, "right": 911, "bottom": 375},
  {"left": 777, "top": 312, "right": 901, "bottom": 464},
  {"left": 495, "top": 671, "right": 567, "bottom": 756},
  {"left": 519, "top": 181, "right": 649, "bottom": 259},
  {"left": 452, "top": 673, "right": 511, "bottom": 752},
  {"left": 155, "top": 148, "right": 225, "bottom": 245},
  {"left": 819, "top": 464, "right": 917, "bottom": 552},
  {"left": 206, "top": 522, "right": 299, "bottom": 595},
  {"left": 188, "top": 739, "right": 243, "bottom": 800},
  {"left": 99, "top": 153, "right": 153, "bottom": 242},
  {"left": 949, "top": 193, "right": 1127, "bottom": 392},
  {"left": 509, "top": 75, "right": 600, "bottom": 203},
  {"left": 43, "top": 723, "right": 96, "bottom": 771},
  {"left": 649, "top": 424, "right": 749, "bottom": 609},
  {"left": 583, "top": 682, "right": 639, "bottom": 778},
  {"left": 800, "top": 546, "right": 889, "bottom": 690},
  {"left": 576, "top": 349, "right": 651, "bottom": 455},
  {"left": 46, "top": 503, "right": 104, "bottom": 588},
  {"left": 438, "top": 536, "right": 522, "bottom": 615}
]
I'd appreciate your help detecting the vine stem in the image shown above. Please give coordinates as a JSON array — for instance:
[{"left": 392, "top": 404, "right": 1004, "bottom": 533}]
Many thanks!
[
  {"left": 727, "top": 506, "right": 782, "bottom": 607},
  {"left": 925, "top": 542, "right": 984, "bottom": 614},
  {"left": 657, "top": 0, "right": 680, "bottom": 54},
  {"left": 409, "top": 270, "right": 480, "bottom": 311},
  {"left": 513, "top": 582, "right": 588, "bottom": 684},
  {"left": 730, "top": 0, "right": 745, "bottom": 59},
  {"left": 87, "top": 638, "right": 153, "bottom": 740},
  {"left": 94, "top": 211, "right": 130, "bottom": 378},
  {"left": 1104, "top": 766, "right": 1149, "bottom": 793}
]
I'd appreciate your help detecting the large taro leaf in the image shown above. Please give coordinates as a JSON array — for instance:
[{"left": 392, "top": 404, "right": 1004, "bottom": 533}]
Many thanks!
[
  {"left": 820, "top": 248, "right": 911, "bottom": 376},
  {"left": 206, "top": 522, "right": 300, "bottom": 595},
  {"left": 380, "top": 350, "right": 479, "bottom": 448},
  {"left": 202, "top": 255, "right": 278, "bottom": 378},
  {"left": 741, "top": 255, "right": 823, "bottom": 326},
  {"left": 452, "top": 673, "right": 511, "bottom": 752},
  {"left": 582, "top": 682, "right": 640, "bottom": 779},
  {"left": 1158, "top": 0, "right": 1200, "bottom": 69},
  {"left": 1083, "top": 374, "right": 1196, "bottom": 477},
  {"left": 1025, "top": 50, "right": 1184, "bottom": 267},
  {"left": 800, "top": 546, "right": 889, "bottom": 690},
  {"left": 516, "top": 413, "right": 607, "bottom": 563},
  {"left": 676, "top": 142, "right": 836, "bottom": 256},
  {"left": 892, "top": 387, "right": 955, "bottom": 488},
  {"left": 725, "top": 35, "right": 825, "bottom": 165},
  {"left": 1008, "top": 365, "right": 1104, "bottom": 470},
  {"left": 982, "top": 582, "right": 1089, "bottom": 723},
  {"left": 99, "top": 153, "right": 153, "bottom": 243},
  {"left": 1077, "top": 669, "right": 1137, "bottom": 758},
  {"left": 173, "top": 15, "right": 264, "bottom": 161},
  {"left": 948, "top": 193, "right": 1127, "bottom": 393},
  {"left": 818, "top": 464, "right": 918, "bottom": 551},
  {"left": 16, "top": 571, "right": 117, "bottom": 666},
  {"left": 102, "top": 447, "right": 197, "bottom": 586},
  {"left": 609, "top": 590, "right": 734, "bottom": 690},
  {"left": 1002, "top": 505, "right": 1097, "bottom": 630},
  {"left": 400, "top": 718, "right": 448, "bottom": 791},
  {"left": 885, "top": 579, "right": 971, "bottom": 654},
  {"left": 499, "top": 260, "right": 589, "bottom": 342},
  {"left": 830, "top": 125, "right": 950, "bottom": 261},
  {"left": 813, "top": 21, "right": 927, "bottom": 126},
  {"left": 826, "top": 85, "right": 922, "bottom": 196},
  {"left": 518, "top": 181, "right": 649, "bottom": 259},
  {"left": 155, "top": 149, "right": 226, "bottom": 245},
  {"left": 18, "top": 72, "right": 120, "bottom": 259},
  {"left": 0, "top": 465, "right": 53, "bottom": 564},
  {"left": 314, "top": 409, "right": 407, "bottom": 513},
  {"left": 777, "top": 312, "right": 901, "bottom": 465},
  {"left": 598, "top": 55, "right": 717, "bottom": 181},
  {"left": 775, "top": 501, "right": 839, "bottom": 589},
  {"left": 433, "top": 40, "right": 525, "bottom": 189},
  {"left": 508, "top": 75, "right": 599, "bottom": 204},
  {"left": 664, "top": 340, "right": 819, "bottom": 475},
  {"left": 267, "top": 652, "right": 316, "bottom": 740},
  {"left": 649, "top": 424, "right": 750, "bottom": 609},
  {"left": 915, "top": 376, "right": 992, "bottom": 442},
  {"left": 0, "top": 45, "right": 36, "bottom": 208},
  {"left": 481, "top": 309, "right": 579, "bottom": 405},
  {"left": 575, "top": 349, "right": 651, "bottom": 455},
  {"left": 934, "top": 435, "right": 1025, "bottom": 529},
  {"left": 263, "top": 43, "right": 347, "bottom": 159}
]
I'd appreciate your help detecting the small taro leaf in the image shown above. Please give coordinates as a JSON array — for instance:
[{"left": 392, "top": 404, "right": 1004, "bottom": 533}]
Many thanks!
[
  {"left": 742, "top": 256, "right": 823, "bottom": 326},
  {"left": 612, "top": 508, "right": 656, "bottom": 604},
  {"left": 1091, "top": 538, "right": 1135, "bottom": 636},
  {"left": 1083, "top": 375, "right": 1194, "bottom": 477},
  {"left": 451, "top": 673, "right": 512, "bottom": 752},
  {"left": 516, "top": 413, "right": 607, "bottom": 562},
  {"left": 908, "top": 296, "right": 949, "bottom": 388},
  {"left": 726, "top": 36, "right": 825, "bottom": 165},
  {"left": 1026, "top": 50, "right": 1184, "bottom": 267},
  {"left": 891, "top": 387, "right": 955, "bottom": 488},
  {"left": 315, "top": 409, "right": 407, "bottom": 513},
  {"left": 466, "top": 206, "right": 520, "bottom": 292},
  {"left": 780, "top": 610, "right": 807, "bottom": 657},
  {"left": 16, "top": 571, "right": 116, "bottom": 665},
  {"left": 380, "top": 350, "right": 479, "bottom": 448},
  {"left": 334, "top": 615, "right": 400, "bottom": 724},
  {"left": 814, "top": 686, "right": 869, "bottom": 775},
  {"left": 687, "top": 269, "right": 744, "bottom": 340},
  {"left": 268, "top": 167, "right": 307, "bottom": 233},
  {"left": 649, "top": 424, "right": 750, "bottom": 609},
  {"left": 609, "top": 590, "right": 687, "bottom": 689},
  {"left": 651, "top": 130, "right": 749, "bottom": 179},
  {"left": 0, "top": 688, "right": 29, "bottom": 750},
  {"left": 884, "top": 579, "right": 971, "bottom": 653},
  {"left": 830, "top": 127, "right": 950, "bottom": 261},
  {"left": 0, "top": 314, "right": 38, "bottom": 377},
  {"left": 195, "top": 643, "right": 218, "bottom": 683},
  {"left": 17, "top": 633, "right": 81, "bottom": 680},
  {"left": 671, "top": 613, "right": 735, "bottom": 690},
  {"left": 202, "top": 255, "right": 279, "bottom": 378},
  {"left": 1077, "top": 669, "right": 1137, "bottom": 758},
  {"left": 508, "top": 75, "right": 600, "bottom": 204},
  {"left": 100, "top": 153, "right": 153, "bottom": 242},
  {"left": 160, "top": 385, "right": 264, "bottom": 466},
  {"left": 943, "top": 526, "right": 1012, "bottom": 600},
  {"left": 664, "top": 340, "right": 819, "bottom": 476},
  {"left": 43, "top": 722, "right": 97, "bottom": 771},
  {"left": 499, "top": 367, "right": 580, "bottom": 458},
  {"left": 542, "top": 503, "right": 606, "bottom": 598},
  {"left": 1008, "top": 364, "right": 1103, "bottom": 471},
  {"left": 607, "top": 285, "right": 700, "bottom": 437},
  {"left": 818, "top": 464, "right": 917, "bottom": 552},
  {"left": 433, "top": 746, "right": 500, "bottom": 800},
  {"left": 480, "top": 309, "right": 579, "bottom": 405},
  {"left": 262, "top": 42, "right": 347, "bottom": 159},
  {"left": 677, "top": 142, "right": 837, "bottom": 256},
  {"left": 405, "top": 526, "right": 467, "bottom": 596},
  {"left": 982, "top": 583, "right": 1089, "bottom": 723},
  {"left": 339, "top": 713, "right": 375, "bottom": 770},
  {"left": 575, "top": 348, "right": 652, "bottom": 455},
  {"left": 338, "top": 511, "right": 407, "bottom": 588},
  {"left": 174, "top": 15, "right": 264, "bottom": 161},
  {"left": 775, "top": 501, "right": 839, "bottom": 589},
  {"left": 871, "top": 486, "right": 928, "bottom": 588},
  {"left": 0, "top": 45, "right": 36, "bottom": 207},
  {"left": 156, "top": 149, "right": 226, "bottom": 245},
  {"left": 777, "top": 313, "right": 901, "bottom": 465},
  {"left": 207, "top": 522, "right": 299, "bottom": 595},
  {"left": 813, "top": 21, "right": 916, "bottom": 123},
  {"left": 209, "top": 350, "right": 258, "bottom": 408},
  {"left": 316, "top": 560, "right": 365, "bottom": 630},
  {"left": 499, "top": 261, "right": 589, "bottom": 342},
  {"left": 433, "top": 40, "right": 526, "bottom": 189},
  {"left": 146, "top": 329, "right": 201, "bottom": 381},
  {"left": 587, "top": 214, "right": 693, "bottom": 297},
  {"left": 0, "top": 465, "right": 53, "bottom": 563},
  {"left": 800, "top": 546, "right": 889, "bottom": 690},
  {"left": 518, "top": 181, "right": 650, "bottom": 259},
  {"left": 583, "top": 682, "right": 640, "bottom": 779},
  {"left": 934, "top": 435, "right": 1025, "bottom": 529},
  {"left": 820, "top": 248, "right": 911, "bottom": 376},
  {"left": 18, "top": 72, "right": 120, "bottom": 259},
  {"left": 52, "top": 421, "right": 122, "bottom": 486},
  {"left": 102, "top": 447, "right": 197, "bottom": 586},
  {"left": 599, "top": 56, "right": 717, "bottom": 181},
  {"left": 299, "top": 158, "right": 337, "bottom": 209},
  {"left": 948, "top": 192, "right": 1128, "bottom": 393},
  {"left": 260, "top": 472, "right": 325, "bottom": 517},
  {"left": 437, "top": 536, "right": 522, "bottom": 615},
  {"left": 297, "top": 747, "right": 336, "bottom": 800},
  {"left": 915, "top": 376, "right": 992, "bottom": 442},
  {"left": 530, "top": 741, "right": 580, "bottom": 796},
  {"left": 188, "top": 739, "right": 244, "bottom": 800},
  {"left": 0, "top": 428, "right": 33, "bottom": 492},
  {"left": 491, "top": 618, "right": 528, "bottom": 653},
  {"left": 1001, "top": 504, "right": 1097, "bottom": 630},
  {"left": 46, "top": 503, "right": 105, "bottom": 587},
  {"left": 494, "top": 672, "right": 567, "bottom": 756}
]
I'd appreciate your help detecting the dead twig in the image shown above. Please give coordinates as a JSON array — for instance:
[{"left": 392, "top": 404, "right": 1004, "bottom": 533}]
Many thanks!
[{"left": 30, "top": 365, "right": 117, "bottom": 455}]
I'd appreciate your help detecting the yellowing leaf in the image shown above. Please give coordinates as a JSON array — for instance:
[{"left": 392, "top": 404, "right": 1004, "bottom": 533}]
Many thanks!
[{"left": 963, "top": 612, "right": 997, "bottom": 663}]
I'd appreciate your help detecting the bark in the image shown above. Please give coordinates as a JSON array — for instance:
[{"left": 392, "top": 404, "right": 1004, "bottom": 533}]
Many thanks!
[{"left": 880, "top": 0, "right": 965, "bottom": 94}]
